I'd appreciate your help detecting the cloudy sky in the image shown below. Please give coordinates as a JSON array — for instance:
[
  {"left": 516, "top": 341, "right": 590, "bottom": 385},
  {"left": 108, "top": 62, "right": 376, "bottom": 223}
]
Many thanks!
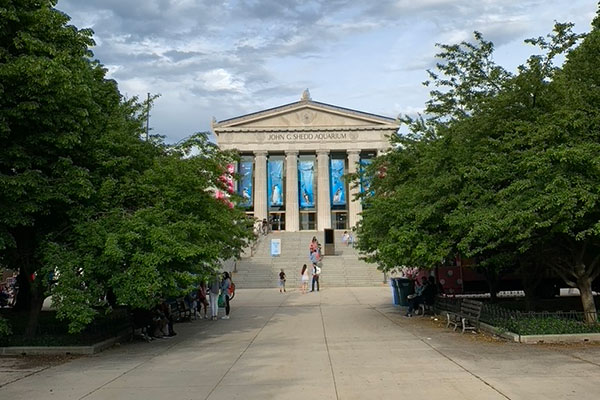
[{"left": 56, "top": 0, "right": 597, "bottom": 143}]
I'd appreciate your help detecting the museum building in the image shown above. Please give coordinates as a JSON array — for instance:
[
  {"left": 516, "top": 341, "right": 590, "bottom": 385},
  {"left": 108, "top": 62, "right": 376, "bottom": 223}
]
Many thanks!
[{"left": 212, "top": 90, "right": 399, "bottom": 232}]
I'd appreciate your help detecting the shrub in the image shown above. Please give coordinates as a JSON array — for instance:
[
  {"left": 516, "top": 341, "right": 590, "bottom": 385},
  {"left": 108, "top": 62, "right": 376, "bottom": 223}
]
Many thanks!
[{"left": 500, "top": 316, "right": 600, "bottom": 335}]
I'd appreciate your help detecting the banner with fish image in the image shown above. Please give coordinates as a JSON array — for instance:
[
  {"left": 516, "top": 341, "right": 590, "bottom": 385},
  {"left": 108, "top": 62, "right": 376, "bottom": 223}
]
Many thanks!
[
  {"left": 238, "top": 160, "right": 253, "bottom": 207},
  {"left": 360, "top": 158, "right": 373, "bottom": 195},
  {"left": 298, "top": 160, "right": 315, "bottom": 208},
  {"left": 267, "top": 159, "right": 284, "bottom": 207},
  {"left": 329, "top": 158, "right": 346, "bottom": 206}
]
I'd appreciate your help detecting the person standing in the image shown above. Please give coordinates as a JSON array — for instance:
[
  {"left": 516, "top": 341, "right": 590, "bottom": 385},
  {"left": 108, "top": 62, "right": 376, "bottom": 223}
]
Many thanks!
[
  {"left": 209, "top": 273, "right": 220, "bottom": 320},
  {"left": 342, "top": 231, "right": 349, "bottom": 246},
  {"left": 279, "top": 269, "right": 286, "bottom": 293},
  {"left": 311, "top": 264, "right": 321, "bottom": 292},
  {"left": 198, "top": 281, "right": 209, "bottom": 319},
  {"left": 158, "top": 299, "right": 176, "bottom": 336},
  {"left": 300, "top": 264, "right": 309, "bottom": 294},
  {"left": 220, "top": 272, "right": 232, "bottom": 319}
]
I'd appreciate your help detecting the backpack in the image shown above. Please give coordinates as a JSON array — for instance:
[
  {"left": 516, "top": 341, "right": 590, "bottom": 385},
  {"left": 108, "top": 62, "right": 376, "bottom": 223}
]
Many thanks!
[{"left": 228, "top": 281, "right": 235, "bottom": 296}]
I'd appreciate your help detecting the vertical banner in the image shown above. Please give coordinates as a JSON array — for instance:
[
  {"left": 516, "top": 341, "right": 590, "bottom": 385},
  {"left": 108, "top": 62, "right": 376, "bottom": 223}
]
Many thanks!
[
  {"left": 298, "top": 160, "right": 315, "bottom": 208},
  {"left": 267, "top": 159, "right": 284, "bottom": 207},
  {"left": 239, "top": 161, "right": 253, "bottom": 207},
  {"left": 360, "top": 159, "right": 373, "bottom": 194},
  {"left": 330, "top": 159, "right": 346, "bottom": 206}
]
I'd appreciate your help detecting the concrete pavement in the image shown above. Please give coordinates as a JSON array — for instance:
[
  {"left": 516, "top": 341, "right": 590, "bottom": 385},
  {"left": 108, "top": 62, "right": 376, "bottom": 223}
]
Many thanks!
[{"left": 1, "top": 287, "right": 599, "bottom": 399}]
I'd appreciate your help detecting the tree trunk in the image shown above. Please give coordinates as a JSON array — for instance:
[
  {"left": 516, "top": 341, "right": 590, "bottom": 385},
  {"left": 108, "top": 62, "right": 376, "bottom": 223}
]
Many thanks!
[
  {"left": 24, "top": 288, "right": 44, "bottom": 339},
  {"left": 577, "top": 277, "right": 597, "bottom": 324}
]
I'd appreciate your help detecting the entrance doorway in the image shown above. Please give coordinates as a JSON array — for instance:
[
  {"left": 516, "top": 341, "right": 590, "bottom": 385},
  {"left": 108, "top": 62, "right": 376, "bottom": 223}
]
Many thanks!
[
  {"left": 300, "top": 212, "right": 316, "bottom": 230},
  {"left": 332, "top": 212, "right": 348, "bottom": 230},
  {"left": 269, "top": 212, "right": 285, "bottom": 231}
]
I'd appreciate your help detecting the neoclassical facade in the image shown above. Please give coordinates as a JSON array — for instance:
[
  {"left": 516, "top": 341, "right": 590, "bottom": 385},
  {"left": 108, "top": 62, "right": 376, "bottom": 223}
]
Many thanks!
[{"left": 213, "top": 90, "right": 399, "bottom": 232}]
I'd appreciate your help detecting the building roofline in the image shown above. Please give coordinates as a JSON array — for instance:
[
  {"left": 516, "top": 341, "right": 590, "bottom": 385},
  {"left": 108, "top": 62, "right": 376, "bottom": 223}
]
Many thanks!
[{"left": 213, "top": 98, "right": 397, "bottom": 129}]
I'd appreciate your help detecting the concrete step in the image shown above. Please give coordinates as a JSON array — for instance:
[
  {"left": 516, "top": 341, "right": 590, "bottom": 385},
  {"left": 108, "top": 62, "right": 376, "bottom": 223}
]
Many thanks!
[{"left": 231, "top": 231, "right": 384, "bottom": 288}]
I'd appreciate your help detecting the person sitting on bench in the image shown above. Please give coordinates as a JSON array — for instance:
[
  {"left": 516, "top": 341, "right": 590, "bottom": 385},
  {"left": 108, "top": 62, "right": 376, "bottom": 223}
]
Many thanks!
[{"left": 406, "top": 276, "right": 437, "bottom": 317}]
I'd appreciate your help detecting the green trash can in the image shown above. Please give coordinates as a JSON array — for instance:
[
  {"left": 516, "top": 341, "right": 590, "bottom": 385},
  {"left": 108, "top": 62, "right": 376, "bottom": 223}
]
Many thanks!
[{"left": 396, "top": 278, "right": 414, "bottom": 307}]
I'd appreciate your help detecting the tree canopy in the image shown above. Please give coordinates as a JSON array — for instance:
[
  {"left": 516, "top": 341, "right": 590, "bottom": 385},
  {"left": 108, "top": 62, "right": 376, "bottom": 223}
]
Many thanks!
[
  {"left": 355, "top": 12, "right": 600, "bottom": 321},
  {"left": 0, "top": 0, "right": 253, "bottom": 335}
]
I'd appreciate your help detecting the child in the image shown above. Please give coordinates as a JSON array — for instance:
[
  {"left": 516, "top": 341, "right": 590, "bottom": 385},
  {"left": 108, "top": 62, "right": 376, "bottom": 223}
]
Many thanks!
[{"left": 279, "top": 269, "right": 286, "bottom": 293}]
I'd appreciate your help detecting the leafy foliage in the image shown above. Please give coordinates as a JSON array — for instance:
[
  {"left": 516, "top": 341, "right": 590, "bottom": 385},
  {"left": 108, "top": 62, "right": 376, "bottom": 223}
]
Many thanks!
[
  {"left": 0, "top": 1, "right": 253, "bottom": 335},
  {"left": 355, "top": 11, "right": 600, "bottom": 320},
  {"left": 499, "top": 316, "right": 600, "bottom": 336}
]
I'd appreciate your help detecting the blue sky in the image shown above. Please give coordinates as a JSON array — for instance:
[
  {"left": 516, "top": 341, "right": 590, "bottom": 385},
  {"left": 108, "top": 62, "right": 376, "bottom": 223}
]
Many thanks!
[{"left": 56, "top": 0, "right": 598, "bottom": 143}]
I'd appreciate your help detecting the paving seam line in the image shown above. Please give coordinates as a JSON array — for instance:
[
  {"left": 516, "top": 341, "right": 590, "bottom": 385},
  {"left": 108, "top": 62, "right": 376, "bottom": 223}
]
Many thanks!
[
  {"left": 319, "top": 302, "right": 340, "bottom": 400},
  {"left": 0, "top": 364, "right": 54, "bottom": 389},
  {"left": 78, "top": 330, "right": 193, "bottom": 399},
  {"left": 203, "top": 303, "right": 279, "bottom": 400},
  {"left": 374, "top": 307, "right": 513, "bottom": 400}
]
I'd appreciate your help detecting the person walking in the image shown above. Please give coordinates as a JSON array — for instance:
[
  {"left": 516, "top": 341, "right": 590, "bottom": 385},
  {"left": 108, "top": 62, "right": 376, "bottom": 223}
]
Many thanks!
[
  {"left": 300, "top": 264, "right": 309, "bottom": 294},
  {"left": 220, "top": 272, "right": 232, "bottom": 319},
  {"left": 209, "top": 273, "right": 220, "bottom": 320},
  {"left": 311, "top": 263, "right": 321, "bottom": 292},
  {"left": 279, "top": 269, "right": 286, "bottom": 293}
]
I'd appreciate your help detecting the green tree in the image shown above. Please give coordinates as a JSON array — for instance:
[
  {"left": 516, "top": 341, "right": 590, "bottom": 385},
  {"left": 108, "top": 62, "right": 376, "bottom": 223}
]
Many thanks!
[
  {"left": 0, "top": 0, "right": 116, "bottom": 335},
  {"left": 0, "top": 1, "right": 254, "bottom": 336},
  {"left": 357, "top": 15, "right": 600, "bottom": 320},
  {"left": 45, "top": 134, "right": 253, "bottom": 333}
]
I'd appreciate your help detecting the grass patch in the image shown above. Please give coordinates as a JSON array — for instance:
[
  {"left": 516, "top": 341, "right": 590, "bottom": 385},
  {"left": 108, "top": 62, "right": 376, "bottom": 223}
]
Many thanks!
[{"left": 498, "top": 316, "right": 600, "bottom": 335}]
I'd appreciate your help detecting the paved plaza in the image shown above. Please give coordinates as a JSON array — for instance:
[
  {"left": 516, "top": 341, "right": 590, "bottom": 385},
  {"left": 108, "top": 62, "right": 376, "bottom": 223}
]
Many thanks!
[{"left": 1, "top": 287, "right": 599, "bottom": 399}]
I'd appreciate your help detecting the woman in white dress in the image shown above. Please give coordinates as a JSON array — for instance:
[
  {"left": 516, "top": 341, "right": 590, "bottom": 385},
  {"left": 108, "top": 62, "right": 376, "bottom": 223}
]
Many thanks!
[{"left": 300, "top": 264, "right": 309, "bottom": 294}]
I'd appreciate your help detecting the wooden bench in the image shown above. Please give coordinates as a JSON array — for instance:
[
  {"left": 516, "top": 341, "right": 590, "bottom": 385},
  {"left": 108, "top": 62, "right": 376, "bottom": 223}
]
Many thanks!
[
  {"left": 174, "top": 298, "right": 192, "bottom": 321},
  {"left": 446, "top": 299, "right": 483, "bottom": 333}
]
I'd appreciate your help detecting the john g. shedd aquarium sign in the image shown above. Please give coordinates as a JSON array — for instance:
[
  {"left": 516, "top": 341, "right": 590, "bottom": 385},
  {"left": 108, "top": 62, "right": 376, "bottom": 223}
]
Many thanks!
[{"left": 266, "top": 132, "right": 348, "bottom": 142}]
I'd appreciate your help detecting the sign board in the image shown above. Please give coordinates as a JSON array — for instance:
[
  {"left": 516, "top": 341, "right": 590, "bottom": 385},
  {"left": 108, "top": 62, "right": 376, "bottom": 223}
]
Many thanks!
[{"left": 270, "top": 239, "right": 281, "bottom": 257}]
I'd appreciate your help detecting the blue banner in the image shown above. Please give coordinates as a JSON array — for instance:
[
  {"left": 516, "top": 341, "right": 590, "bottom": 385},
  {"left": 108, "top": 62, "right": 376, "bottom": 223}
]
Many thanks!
[
  {"left": 360, "top": 159, "right": 372, "bottom": 194},
  {"left": 298, "top": 160, "right": 315, "bottom": 208},
  {"left": 239, "top": 161, "right": 253, "bottom": 207},
  {"left": 330, "top": 159, "right": 346, "bottom": 206},
  {"left": 268, "top": 159, "right": 284, "bottom": 207}
]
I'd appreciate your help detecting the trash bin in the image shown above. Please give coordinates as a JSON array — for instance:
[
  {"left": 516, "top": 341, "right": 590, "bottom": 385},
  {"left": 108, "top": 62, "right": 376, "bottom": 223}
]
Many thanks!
[
  {"left": 389, "top": 278, "right": 400, "bottom": 305},
  {"left": 396, "top": 278, "right": 414, "bottom": 307}
]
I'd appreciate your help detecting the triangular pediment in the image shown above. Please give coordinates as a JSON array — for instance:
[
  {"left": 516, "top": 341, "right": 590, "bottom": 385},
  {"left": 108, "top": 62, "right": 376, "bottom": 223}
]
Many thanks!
[{"left": 213, "top": 100, "right": 396, "bottom": 130}]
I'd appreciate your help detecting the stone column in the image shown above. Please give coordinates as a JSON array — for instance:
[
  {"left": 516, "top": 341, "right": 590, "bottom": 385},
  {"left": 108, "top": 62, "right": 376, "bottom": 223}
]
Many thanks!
[
  {"left": 285, "top": 150, "right": 299, "bottom": 232},
  {"left": 317, "top": 150, "right": 331, "bottom": 230},
  {"left": 347, "top": 150, "right": 362, "bottom": 229},
  {"left": 253, "top": 151, "right": 268, "bottom": 223}
]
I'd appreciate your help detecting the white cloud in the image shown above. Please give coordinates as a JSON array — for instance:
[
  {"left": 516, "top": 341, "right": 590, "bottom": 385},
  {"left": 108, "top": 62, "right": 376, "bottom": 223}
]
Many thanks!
[
  {"left": 196, "top": 69, "right": 245, "bottom": 92},
  {"left": 54, "top": 0, "right": 598, "bottom": 142}
]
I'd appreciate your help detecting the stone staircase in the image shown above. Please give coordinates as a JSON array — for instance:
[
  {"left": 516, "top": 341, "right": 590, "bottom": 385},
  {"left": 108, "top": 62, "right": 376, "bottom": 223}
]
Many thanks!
[{"left": 231, "top": 231, "right": 386, "bottom": 288}]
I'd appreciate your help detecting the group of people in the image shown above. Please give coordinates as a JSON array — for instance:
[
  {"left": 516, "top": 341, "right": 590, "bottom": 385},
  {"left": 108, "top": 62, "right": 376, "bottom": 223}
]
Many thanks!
[
  {"left": 199, "top": 271, "right": 233, "bottom": 321},
  {"left": 254, "top": 218, "right": 269, "bottom": 236},
  {"left": 309, "top": 236, "right": 322, "bottom": 264},
  {"left": 405, "top": 275, "right": 437, "bottom": 317},
  {"left": 299, "top": 263, "right": 321, "bottom": 294},
  {"left": 134, "top": 271, "right": 235, "bottom": 341},
  {"left": 341, "top": 231, "right": 354, "bottom": 247}
]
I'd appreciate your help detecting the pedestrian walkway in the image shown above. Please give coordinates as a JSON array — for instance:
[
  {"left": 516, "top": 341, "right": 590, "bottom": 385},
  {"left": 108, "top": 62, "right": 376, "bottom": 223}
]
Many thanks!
[{"left": 1, "top": 287, "right": 599, "bottom": 399}]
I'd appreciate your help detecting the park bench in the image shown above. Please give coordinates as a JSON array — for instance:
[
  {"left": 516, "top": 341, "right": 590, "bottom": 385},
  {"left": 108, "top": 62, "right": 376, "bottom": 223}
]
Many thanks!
[
  {"left": 446, "top": 299, "right": 483, "bottom": 333},
  {"left": 172, "top": 298, "right": 192, "bottom": 322}
]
